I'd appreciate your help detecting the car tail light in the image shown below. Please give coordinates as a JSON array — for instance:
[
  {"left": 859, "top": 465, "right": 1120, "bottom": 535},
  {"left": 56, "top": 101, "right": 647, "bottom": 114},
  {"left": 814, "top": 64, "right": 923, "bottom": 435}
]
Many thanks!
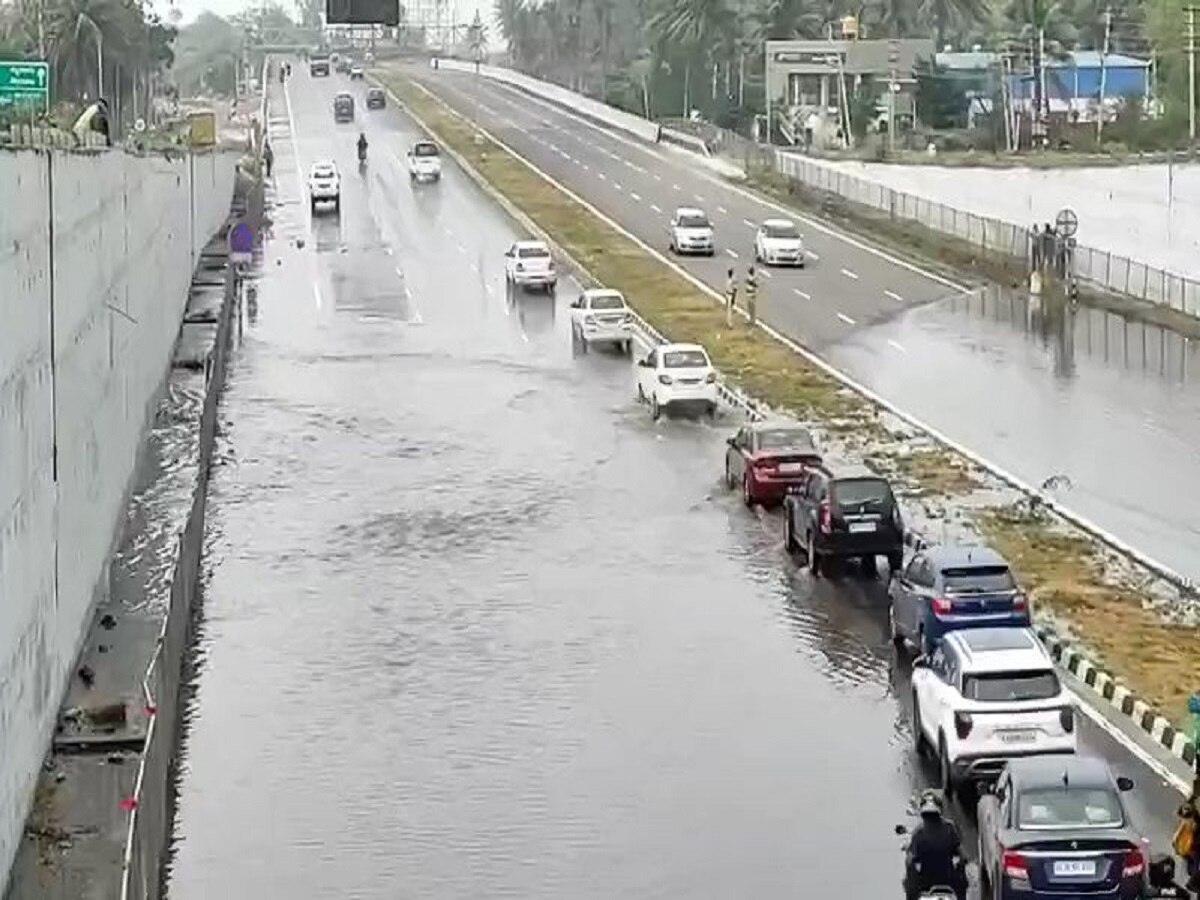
[
  {"left": 819, "top": 501, "right": 831, "bottom": 534},
  {"left": 1013, "top": 593, "right": 1028, "bottom": 611},
  {"left": 953, "top": 711, "right": 973, "bottom": 739},
  {"left": 657, "top": 374, "right": 672, "bottom": 385},
  {"left": 753, "top": 457, "right": 777, "bottom": 471},
  {"left": 1003, "top": 851, "right": 1030, "bottom": 882},
  {"left": 1059, "top": 706, "right": 1075, "bottom": 733},
  {"left": 1122, "top": 847, "right": 1146, "bottom": 878},
  {"left": 932, "top": 596, "right": 953, "bottom": 616},
  {"left": 705, "top": 372, "right": 716, "bottom": 383}
]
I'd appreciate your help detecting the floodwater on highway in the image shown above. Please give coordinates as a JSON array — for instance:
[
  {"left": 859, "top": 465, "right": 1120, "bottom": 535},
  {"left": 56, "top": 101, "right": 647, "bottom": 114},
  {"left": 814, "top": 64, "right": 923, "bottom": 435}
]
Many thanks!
[
  {"left": 826, "top": 286, "right": 1200, "bottom": 582},
  {"left": 166, "top": 71, "right": 1181, "bottom": 900}
]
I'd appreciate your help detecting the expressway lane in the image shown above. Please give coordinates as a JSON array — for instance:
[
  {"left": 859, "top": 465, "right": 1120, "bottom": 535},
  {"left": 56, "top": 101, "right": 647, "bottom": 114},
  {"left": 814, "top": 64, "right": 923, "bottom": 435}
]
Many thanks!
[
  {"left": 411, "top": 67, "right": 961, "bottom": 348},
  {"left": 164, "top": 64, "right": 1182, "bottom": 900}
]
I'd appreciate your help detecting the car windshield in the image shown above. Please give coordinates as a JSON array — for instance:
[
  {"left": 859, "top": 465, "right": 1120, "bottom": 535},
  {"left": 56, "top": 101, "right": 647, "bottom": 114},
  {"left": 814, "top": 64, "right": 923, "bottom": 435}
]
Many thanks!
[
  {"left": 834, "top": 478, "right": 891, "bottom": 509},
  {"left": 757, "top": 428, "right": 814, "bottom": 451},
  {"left": 312, "top": 166, "right": 336, "bottom": 177},
  {"left": 589, "top": 294, "right": 625, "bottom": 310},
  {"left": 765, "top": 223, "right": 799, "bottom": 239},
  {"left": 414, "top": 143, "right": 439, "bottom": 157},
  {"left": 1017, "top": 787, "right": 1124, "bottom": 829},
  {"left": 369, "top": 89, "right": 383, "bottom": 97},
  {"left": 662, "top": 349, "right": 709, "bottom": 368},
  {"left": 961, "top": 669, "right": 1060, "bottom": 702},
  {"left": 942, "top": 565, "right": 1016, "bottom": 594},
  {"left": 517, "top": 246, "right": 549, "bottom": 259},
  {"left": 678, "top": 214, "right": 710, "bottom": 228},
  {"left": 336, "top": 94, "right": 352, "bottom": 103}
]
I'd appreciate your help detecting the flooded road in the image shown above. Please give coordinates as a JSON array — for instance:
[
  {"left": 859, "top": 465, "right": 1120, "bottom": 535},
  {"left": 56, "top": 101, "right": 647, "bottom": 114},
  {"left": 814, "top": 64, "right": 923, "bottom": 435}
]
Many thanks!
[
  {"left": 166, "top": 69, "right": 1181, "bottom": 900},
  {"left": 827, "top": 288, "right": 1200, "bottom": 581}
]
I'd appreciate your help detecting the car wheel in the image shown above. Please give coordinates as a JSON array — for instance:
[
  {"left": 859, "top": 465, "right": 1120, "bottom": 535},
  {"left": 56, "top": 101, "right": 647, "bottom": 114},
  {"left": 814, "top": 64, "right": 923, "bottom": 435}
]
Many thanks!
[
  {"left": 637, "top": 382, "right": 646, "bottom": 402},
  {"left": 783, "top": 513, "right": 796, "bottom": 552},
  {"left": 669, "top": 241, "right": 676, "bottom": 254},
  {"left": 888, "top": 550, "right": 903, "bottom": 573},
  {"left": 939, "top": 736, "right": 956, "bottom": 799},
  {"left": 650, "top": 394, "right": 661, "bottom": 421},
  {"left": 706, "top": 402, "right": 717, "bottom": 419},
  {"left": 707, "top": 249, "right": 716, "bottom": 257},
  {"left": 912, "top": 695, "right": 926, "bottom": 756},
  {"left": 889, "top": 606, "right": 905, "bottom": 652},
  {"left": 742, "top": 474, "right": 753, "bottom": 507},
  {"left": 807, "top": 532, "right": 821, "bottom": 577}
]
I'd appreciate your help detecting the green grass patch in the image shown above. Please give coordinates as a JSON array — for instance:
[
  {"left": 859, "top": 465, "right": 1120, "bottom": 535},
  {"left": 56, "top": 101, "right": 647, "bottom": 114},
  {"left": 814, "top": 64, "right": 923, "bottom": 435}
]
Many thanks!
[{"left": 378, "top": 66, "right": 1200, "bottom": 733}]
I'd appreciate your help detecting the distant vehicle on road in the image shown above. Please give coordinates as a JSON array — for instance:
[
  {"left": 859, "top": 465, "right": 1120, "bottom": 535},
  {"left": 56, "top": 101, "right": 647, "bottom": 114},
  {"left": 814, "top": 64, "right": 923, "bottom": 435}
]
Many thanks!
[
  {"left": 366, "top": 87, "right": 386, "bottom": 109},
  {"left": 724, "top": 421, "right": 822, "bottom": 507},
  {"left": 976, "top": 755, "right": 1143, "bottom": 900},
  {"left": 754, "top": 218, "right": 806, "bottom": 267},
  {"left": 635, "top": 342, "right": 718, "bottom": 420},
  {"left": 406, "top": 140, "right": 442, "bottom": 182},
  {"left": 668, "top": 207, "right": 715, "bottom": 256},
  {"left": 309, "top": 52, "right": 330, "bottom": 76},
  {"left": 333, "top": 92, "right": 354, "bottom": 122},
  {"left": 336, "top": 57, "right": 352, "bottom": 74},
  {"left": 913, "top": 629, "right": 1078, "bottom": 799},
  {"left": 307, "top": 161, "right": 340, "bottom": 214},
  {"left": 569, "top": 288, "right": 634, "bottom": 354},
  {"left": 889, "top": 545, "right": 1030, "bottom": 656},
  {"left": 504, "top": 240, "right": 557, "bottom": 293},
  {"left": 783, "top": 466, "right": 903, "bottom": 575},
  {"left": 350, "top": 65, "right": 364, "bottom": 80}
]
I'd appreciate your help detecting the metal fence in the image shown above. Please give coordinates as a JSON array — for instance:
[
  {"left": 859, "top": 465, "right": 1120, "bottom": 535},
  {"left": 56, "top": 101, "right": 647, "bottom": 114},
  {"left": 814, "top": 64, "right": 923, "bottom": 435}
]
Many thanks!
[{"left": 772, "top": 152, "right": 1200, "bottom": 318}]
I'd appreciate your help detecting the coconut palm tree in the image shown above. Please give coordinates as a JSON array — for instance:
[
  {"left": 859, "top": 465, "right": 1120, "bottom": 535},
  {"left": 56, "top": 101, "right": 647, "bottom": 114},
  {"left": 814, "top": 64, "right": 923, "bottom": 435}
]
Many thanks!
[{"left": 649, "top": 0, "right": 735, "bottom": 112}]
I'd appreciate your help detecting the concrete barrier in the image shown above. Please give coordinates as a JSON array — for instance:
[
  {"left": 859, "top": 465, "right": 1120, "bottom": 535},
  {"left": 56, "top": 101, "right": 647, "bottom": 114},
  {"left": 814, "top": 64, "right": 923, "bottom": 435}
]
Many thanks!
[{"left": 0, "top": 145, "right": 237, "bottom": 895}]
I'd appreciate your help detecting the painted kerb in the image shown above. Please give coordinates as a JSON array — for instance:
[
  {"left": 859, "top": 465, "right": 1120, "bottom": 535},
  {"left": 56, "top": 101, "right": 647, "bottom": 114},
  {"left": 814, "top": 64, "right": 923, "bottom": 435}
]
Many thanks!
[{"left": 773, "top": 153, "right": 1200, "bottom": 317}]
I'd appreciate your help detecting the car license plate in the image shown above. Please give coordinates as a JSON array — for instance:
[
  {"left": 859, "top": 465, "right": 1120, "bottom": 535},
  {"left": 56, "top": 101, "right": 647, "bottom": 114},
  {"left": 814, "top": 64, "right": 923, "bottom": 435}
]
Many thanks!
[
  {"left": 1053, "top": 860, "right": 1097, "bottom": 877},
  {"left": 848, "top": 522, "right": 876, "bottom": 533},
  {"left": 779, "top": 463, "right": 806, "bottom": 474},
  {"left": 999, "top": 730, "right": 1036, "bottom": 744}
]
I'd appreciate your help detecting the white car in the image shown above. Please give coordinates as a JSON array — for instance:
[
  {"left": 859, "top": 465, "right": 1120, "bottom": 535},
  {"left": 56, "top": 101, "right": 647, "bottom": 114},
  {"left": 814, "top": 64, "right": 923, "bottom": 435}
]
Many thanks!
[
  {"left": 308, "top": 161, "right": 340, "bottom": 213},
  {"left": 504, "top": 240, "right": 557, "bottom": 293},
  {"left": 349, "top": 65, "right": 364, "bottom": 80},
  {"left": 911, "top": 627, "right": 1077, "bottom": 799},
  {"left": 570, "top": 288, "right": 634, "bottom": 354},
  {"left": 635, "top": 342, "right": 718, "bottom": 420},
  {"left": 754, "top": 218, "right": 805, "bottom": 267},
  {"left": 668, "top": 207, "right": 715, "bottom": 256},
  {"left": 407, "top": 140, "right": 442, "bottom": 182}
]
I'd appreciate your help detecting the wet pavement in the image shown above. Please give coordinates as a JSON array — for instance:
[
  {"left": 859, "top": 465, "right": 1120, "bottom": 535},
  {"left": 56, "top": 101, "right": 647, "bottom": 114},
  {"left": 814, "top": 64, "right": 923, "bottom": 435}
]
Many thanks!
[
  {"left": 166, "top": 68, "right": 1184, "bottom": 900},
  {"left": 825, "top": 287, "right": 1200, "bottom": 583}
]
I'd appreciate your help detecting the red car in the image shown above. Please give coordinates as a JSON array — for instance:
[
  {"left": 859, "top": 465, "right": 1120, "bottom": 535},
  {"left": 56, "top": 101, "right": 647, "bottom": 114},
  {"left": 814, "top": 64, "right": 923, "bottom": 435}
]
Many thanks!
[{"left": 724, "top": 421, "right": 822, "bottom": 506}]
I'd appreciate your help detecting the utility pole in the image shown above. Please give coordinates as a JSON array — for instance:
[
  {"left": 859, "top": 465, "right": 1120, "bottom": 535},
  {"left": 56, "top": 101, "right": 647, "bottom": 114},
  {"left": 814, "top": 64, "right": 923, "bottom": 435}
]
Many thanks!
[
  {"left": 1188, "top": 6, "right": 1199, "bottom": 143},
  {"left": 887, "top": 38, "right": 899, "bottom": 155},
  {"left": 1096, "top": 6, "right": 1112, "bottom": 142}
]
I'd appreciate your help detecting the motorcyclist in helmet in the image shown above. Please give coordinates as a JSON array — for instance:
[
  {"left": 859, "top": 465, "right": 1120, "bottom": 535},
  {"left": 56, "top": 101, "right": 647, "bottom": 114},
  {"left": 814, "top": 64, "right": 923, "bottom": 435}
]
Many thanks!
[
  {"left": 357, "top": 132, "right": 368, "bottom": 161},
  {"left": 904, "top": 791, "right": 967, "bottom": 900}
]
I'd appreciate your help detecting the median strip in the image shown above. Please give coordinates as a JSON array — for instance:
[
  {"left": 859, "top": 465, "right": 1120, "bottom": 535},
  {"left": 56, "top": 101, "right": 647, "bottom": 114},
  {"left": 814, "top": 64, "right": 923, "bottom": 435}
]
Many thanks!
[{"left": 373, "top": 64, "right": 1200, "bottom": 756}]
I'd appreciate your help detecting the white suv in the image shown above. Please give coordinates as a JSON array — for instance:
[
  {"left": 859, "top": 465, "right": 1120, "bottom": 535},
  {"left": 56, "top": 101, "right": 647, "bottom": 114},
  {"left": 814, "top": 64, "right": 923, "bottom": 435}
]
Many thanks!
[
  {"left": 911, "top": 627, "right": 1077, "bottom": 799},
  {"left": 570, "top": 288, "right": 634, "bottom": 354},
  {"left": 635, "top": 342, "right": 718, "bottom": 420},
  {"left": 754, "top": 218, "right": 805, "bottom": 267},
  {"left": 308, "top": 161, "right": 340, "bottom": 214},
  {"left": 406, "top": 140, "right": 442, "bottom": 182}
]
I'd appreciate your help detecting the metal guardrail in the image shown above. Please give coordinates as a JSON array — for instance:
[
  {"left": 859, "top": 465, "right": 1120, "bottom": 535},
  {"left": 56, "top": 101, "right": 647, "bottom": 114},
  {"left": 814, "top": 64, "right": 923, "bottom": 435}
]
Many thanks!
[{"left": 773, "top": 153, "right": 1200, "bottom": 317}]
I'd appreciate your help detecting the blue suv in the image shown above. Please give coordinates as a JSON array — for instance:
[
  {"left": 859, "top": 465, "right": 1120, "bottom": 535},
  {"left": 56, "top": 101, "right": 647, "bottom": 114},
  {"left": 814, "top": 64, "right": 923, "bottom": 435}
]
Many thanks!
[{"left": 888, "top": 545, "right": 1030, "bottom": 655}]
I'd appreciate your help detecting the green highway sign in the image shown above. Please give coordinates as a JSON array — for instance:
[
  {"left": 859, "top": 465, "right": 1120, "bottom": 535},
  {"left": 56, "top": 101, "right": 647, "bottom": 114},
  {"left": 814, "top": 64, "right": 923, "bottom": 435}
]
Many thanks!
[{"left": 0, "top": 61, "right": 50, "bottom": 112}]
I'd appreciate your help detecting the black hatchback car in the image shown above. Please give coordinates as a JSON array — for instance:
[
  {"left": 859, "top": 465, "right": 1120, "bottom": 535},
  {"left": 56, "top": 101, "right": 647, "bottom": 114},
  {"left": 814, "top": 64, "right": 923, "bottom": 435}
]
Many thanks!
[
  {"left": 782, "top": 467, "right": 904, "bottom": 576},
  {"left": 977, "top": 756, "right": 1146, "bottom": 900},
  {"left": 366, "top": 87, "right": 386, "bottom": 109}
]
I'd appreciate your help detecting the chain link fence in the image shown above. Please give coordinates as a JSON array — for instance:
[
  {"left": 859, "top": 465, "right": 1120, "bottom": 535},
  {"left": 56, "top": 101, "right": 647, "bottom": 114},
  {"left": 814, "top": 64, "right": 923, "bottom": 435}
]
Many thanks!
[{"left": 773, "top": 152, "right": 1200, "bottom": 318}]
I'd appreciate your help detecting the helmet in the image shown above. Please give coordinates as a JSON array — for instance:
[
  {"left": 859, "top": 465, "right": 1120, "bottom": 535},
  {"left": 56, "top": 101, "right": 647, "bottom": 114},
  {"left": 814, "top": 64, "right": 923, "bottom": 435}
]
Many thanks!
[{"left": 918, "top": 790, "right": 944, "bottom": 819}]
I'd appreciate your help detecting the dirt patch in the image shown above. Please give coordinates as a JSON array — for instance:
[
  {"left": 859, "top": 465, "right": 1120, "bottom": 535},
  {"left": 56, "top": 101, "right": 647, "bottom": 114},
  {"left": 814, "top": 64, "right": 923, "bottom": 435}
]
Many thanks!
[{"left": 377, "top": 66, "right": 1200, "bottom": 733}]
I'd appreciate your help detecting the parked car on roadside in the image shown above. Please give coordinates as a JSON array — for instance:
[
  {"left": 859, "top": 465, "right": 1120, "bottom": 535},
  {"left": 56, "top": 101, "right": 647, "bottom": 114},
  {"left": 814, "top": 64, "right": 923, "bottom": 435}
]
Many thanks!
[
  {"left": 569, "top": 288, "right": 634, "bottom": 354},
  {"left": 782, "top": 466, "right": 903, "bottom": 576},
  {"left": 724, "top": 421, "right": 822, "bottom": 507},
  {"left": 976, "top": 755, "right": 1144, "bottom": 900},
  {"left": 889, "top": 544, "right": 1030, "bottom": 656},
  {"left": 635, "top": 343, "right": 718, "bottom": 420}
]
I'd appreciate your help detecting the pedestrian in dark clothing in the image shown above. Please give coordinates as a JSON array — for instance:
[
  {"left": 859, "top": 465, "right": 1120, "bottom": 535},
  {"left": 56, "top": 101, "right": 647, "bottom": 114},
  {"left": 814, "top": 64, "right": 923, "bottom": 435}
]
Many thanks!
[
  {"left": 1030, "top": 223, "right": 1042, "bottom": 270},
  {"left": 745, "top": 265, "right": 759, "bottom": 325},
  {"left": 725, "top": 267, "right": 737, "bottom": 327},
  {"left": 263, "top": 140, "right": 274, "bottom": 179}
]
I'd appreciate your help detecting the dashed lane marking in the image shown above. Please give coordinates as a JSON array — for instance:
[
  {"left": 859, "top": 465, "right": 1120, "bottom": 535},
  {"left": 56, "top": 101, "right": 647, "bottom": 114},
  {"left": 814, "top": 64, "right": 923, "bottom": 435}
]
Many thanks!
[
  {"left": 888, "top": 339, "right": 907, "bottom": 354},
  {"left": 806, "top": 250, "right": 820, "bottom": 261},
  {"left": 717, "top": 206, "right": 728, "bottom": 214},
  {"left": 725, "top": 249, "right": 739, "bottom": 259},
  {"left": 841, "top": 268, "right": 859, "bottom": 280},
  {"left": 650, "top": 203, "right": 662, "bottom": 213},
  {"left": 631, "top": 192, "right": 641, "bottom": 201},
  {"left": 885, "top": 289, "right": 904, "bottom": 302},
  {"left": 742, "top": 218, "right": 756, "bottom": 228},
  {"left": 836, "top": 312, "right": 856, "bottom": 325},
  {"left": 793, "top": 288, "right": 811, "bottom": 300}
]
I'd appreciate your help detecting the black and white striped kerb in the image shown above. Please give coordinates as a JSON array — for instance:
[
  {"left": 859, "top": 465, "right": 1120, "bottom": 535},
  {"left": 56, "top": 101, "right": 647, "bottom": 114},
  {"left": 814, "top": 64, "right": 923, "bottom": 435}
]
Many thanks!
[{"left": 1035, "top": 624, "right": 1197, "bottom": 768}]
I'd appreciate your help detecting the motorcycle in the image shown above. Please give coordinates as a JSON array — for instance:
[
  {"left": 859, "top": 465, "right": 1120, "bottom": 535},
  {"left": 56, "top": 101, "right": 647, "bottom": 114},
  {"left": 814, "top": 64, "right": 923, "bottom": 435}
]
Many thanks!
[{"left": 895, "top": 822, "right": 968, "bottom": 900}]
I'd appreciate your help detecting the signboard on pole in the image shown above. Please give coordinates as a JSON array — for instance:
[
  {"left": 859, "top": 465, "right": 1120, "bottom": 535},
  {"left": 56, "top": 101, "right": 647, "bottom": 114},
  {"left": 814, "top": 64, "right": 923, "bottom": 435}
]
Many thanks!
[
  {"left": 1055, "top": 208, "right": 1078, "bottom": 238},
  {"left": 326, "top": 0, "right": 400, "bottom": 26},
  {"left": 0, "top": 61, "right": 50, "bottom": 112}
]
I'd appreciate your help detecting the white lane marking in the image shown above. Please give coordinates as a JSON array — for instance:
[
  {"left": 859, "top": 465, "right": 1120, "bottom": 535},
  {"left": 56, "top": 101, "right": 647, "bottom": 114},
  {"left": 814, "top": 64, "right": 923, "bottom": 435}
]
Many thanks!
[
  {"left": 742, "top": 218, "right": 756, "bottom": 228},
  {"left": 836, "top": 312, "right": 856, "bottom": 325},
  {"left": 887, "top": 339, "right": 907, "bottom": 354},
  {"left": 759, "top": 269, "right": 772, "bottom": 279},
  {"left": 806, "top": 250, "right": 820, "bottom": 261},
  {"left": 650, "top": 203, "right": 662, "bottom": 213},
  {"left": 613, "top": 182, "right": 623, "bottom": 191},
  {"left": 598, "top": 172, "right": 606, "bottom": 180},
  {"left": 581, "top": 162, "right": 590, "bottom": 171},
  {"left": 281, "top": 77, "right": 322, "bottom": 308},
  {"left": 694, "top": 194, "right": 705, "bottom": 202},
  {"left": 672, "top": 183, "right": 681, "bottom": 191},
  {"left": 725, "top": 249, "right": 739, "bottom": 259},
  {"left": 397, "top": 267, "right": 425, "bottom": 323},
  {"left": 717, "top": 206, "right": 728, "bottom": 214},
  {"left": 841, "top": 268, "right": 859, "bottom": 280},
  {"left": 630, "top": 192, "right": 641, "bottom": 201},
  {"left": 885, "top": 289, "right": 904, "bottom": 302},
  {"left": 653, "top": 173, "right": 662, "bottom": 181},
  {"left": 793, "top": 288, "right": 811, "bottom": 300}
]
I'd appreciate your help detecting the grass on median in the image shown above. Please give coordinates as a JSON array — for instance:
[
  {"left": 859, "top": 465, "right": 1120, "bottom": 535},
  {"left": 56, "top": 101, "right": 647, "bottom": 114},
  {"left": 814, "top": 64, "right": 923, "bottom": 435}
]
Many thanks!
[{"left": 377, "top": 66, "right": 1200, "bottom": 734}]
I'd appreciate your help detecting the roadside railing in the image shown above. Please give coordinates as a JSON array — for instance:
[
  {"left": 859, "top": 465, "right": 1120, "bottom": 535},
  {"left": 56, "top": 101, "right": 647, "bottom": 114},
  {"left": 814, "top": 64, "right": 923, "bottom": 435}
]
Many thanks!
[{"left": 773, "top": 152, "right": 1200, "bottom": 317}]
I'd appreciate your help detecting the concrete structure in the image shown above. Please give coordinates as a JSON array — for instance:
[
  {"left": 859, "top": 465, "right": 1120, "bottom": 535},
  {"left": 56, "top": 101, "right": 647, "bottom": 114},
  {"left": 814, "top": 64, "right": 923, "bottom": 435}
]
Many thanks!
[{"left": 0, "top": 146, "right": 236, "bottom": 894}]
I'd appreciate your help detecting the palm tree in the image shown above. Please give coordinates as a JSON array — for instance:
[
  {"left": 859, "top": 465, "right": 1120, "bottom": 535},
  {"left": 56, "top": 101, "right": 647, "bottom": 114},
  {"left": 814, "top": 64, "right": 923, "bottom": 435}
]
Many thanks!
[
  {"left": 649, "top": 0, "right": 734, "bottom": 112},
  {"left": 1002, "top": 0, "right": 1076, "bottom": 131}
]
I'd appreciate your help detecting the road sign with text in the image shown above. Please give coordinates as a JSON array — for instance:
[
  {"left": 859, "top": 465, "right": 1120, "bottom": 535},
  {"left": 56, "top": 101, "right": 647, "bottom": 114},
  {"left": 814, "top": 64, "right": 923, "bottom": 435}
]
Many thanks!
[{"left": 0, "top": 61, "right": 50, "bottom": 112}]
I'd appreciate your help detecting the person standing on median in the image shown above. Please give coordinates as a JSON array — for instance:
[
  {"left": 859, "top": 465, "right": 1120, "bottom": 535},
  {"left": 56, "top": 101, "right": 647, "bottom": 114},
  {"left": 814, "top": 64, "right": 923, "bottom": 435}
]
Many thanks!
[
  {"left": 745, "top": 265, "right": 759, "bottom": 326},
  {"left": 725, "top": 267, "right": 737, "bottom": 327},
  {"left": 263, "top": 140, "right": 274, "bottom": 180}
]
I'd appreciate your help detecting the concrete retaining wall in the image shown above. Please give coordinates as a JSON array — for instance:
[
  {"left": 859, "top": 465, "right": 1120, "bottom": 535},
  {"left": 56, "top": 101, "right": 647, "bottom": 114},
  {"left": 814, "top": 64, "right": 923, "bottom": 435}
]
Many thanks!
[{"left": 0, "top": 146, "right": 238, "bottom": 895}]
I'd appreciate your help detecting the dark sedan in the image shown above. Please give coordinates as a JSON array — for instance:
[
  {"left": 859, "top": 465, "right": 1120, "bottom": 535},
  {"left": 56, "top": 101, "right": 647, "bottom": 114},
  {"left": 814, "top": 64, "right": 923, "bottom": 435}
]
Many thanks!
[
  {"left": 366, "top": 87, "right": 386, "bottom": 109},
  {"left": 724, "top": 421, "right": 822, "bottom": 507},
  {"left": 977, "top": 756, "right": 1147, "bottom": 900}
]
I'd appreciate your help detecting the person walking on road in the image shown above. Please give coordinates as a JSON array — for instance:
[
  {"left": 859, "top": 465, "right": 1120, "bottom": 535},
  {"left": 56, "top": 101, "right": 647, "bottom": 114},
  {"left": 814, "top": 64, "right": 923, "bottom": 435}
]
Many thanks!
[
  {"left": 725, "top": 267, "right": 737, "bottom": 327},
  {"left": 745, "top": 265, "right": 759, "bottom": 326},
  {"left": 263, "top": 140, "right": 274, "bottom": 180}
]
